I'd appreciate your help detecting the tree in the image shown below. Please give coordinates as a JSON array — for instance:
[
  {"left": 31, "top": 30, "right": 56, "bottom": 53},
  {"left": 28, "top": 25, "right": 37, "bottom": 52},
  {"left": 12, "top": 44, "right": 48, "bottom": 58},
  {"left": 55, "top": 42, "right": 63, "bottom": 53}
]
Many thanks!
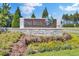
[
  {"left": 42, "top": 7, "right": 48, "bottom": 18},
  {"left": 48, "top": 16, "right": 54, "bottom": 25},
  {"left": 62, "top": 12, "right": 79, "bottom": 27},
  {"left": 73, "top": 11, "right": 79, "bottom": 24},
  {"left": 62, "top": 14, "right": 70, "bottom": 20},
  {"left": 11, "top": 7, "right": 22, "bottom": 27},
  {"left": 0, "top": 8, "right": 1, "bottom": 13},
  {"left": 0, "top": 3, "right": 11, "bottom": 27},
  {"left": 1, "top": 3, "right": 11, "bottom": 15},
  {"left": 31, "top": 12, "right": 36, "bottom": 18},
  {"left": 69, "top": 14, "right": 73, "bottom": 20}
]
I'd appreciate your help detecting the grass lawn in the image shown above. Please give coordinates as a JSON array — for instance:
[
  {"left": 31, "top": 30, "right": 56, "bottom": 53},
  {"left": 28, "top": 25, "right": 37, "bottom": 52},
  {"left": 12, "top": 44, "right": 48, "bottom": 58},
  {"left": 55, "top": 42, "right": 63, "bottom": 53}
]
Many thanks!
[{"left": 30, "top": 48, "right": 79, "bottom": 56}]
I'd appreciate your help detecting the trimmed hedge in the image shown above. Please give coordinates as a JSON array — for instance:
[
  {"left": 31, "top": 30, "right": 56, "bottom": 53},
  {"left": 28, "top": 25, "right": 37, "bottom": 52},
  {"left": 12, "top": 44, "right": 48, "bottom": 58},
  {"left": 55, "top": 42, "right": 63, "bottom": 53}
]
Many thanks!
[
  {"left": 63, "top": 24, "right": 74, "bottom": 27},
  {"left": 63, "top": 24, "right": 79, "bottom": 27},
  {"left": 76, "top": 24, "right": 79, "bottom": 27}
]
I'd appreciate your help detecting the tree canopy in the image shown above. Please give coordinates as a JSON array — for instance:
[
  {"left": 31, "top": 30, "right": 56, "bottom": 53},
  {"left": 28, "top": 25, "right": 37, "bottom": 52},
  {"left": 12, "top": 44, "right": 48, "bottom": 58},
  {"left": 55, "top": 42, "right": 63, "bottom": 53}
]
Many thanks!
[{"left": 62, "top": 11, "right": 79, "bottom": 24}]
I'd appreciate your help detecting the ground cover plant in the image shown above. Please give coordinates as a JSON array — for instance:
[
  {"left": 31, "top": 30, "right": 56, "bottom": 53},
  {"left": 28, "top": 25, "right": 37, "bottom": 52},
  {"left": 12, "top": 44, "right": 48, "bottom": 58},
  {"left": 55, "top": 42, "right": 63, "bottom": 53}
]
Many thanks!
[
  {"left": 26, "top": 33, "right": 79, "bottom": 55},
  {"left": 0, "top": 31, "right": 22, "bottom": 56},
  {"left": 0, "top": 31, "right": 79, "bottom": 56}
]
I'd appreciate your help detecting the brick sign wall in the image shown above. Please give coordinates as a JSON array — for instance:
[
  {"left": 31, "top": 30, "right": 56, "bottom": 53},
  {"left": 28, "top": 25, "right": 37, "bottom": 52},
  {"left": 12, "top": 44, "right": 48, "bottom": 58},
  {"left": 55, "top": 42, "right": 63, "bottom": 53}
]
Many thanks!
[{"left": 20, "top": 18, "right": 57, "bottom": 28}]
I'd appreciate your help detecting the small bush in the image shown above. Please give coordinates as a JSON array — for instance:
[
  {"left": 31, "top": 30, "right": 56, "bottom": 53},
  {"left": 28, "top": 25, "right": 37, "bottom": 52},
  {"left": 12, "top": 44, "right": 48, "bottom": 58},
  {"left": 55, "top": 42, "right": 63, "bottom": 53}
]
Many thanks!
[{"left": 63, "top": 32, "right": 72, "bottom": 41}]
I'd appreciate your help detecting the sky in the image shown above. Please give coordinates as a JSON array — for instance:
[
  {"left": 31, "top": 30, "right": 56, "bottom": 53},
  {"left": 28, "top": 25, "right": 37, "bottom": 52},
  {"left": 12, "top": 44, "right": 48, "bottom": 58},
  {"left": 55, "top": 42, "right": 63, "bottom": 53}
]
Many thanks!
[{"left": 0, "top": 3, "right": 79, "bottom": 20}]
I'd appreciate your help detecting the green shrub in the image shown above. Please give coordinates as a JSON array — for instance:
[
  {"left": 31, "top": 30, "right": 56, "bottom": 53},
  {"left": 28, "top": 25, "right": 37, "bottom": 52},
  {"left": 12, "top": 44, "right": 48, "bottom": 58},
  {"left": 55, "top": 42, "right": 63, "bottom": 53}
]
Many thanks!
[
  {"left": 0, "top": 31, "right": 22, "bottom": 55},
  {"left": 27, "top": 41, "right": 64, "bottom": 54},
  {"left": 61, "top": 44, "right": 72, "bottom": 50},
  {"left": 0, "top": 50, "right": 8, "bottom": 56},
  {"left": 27, "top": 42, "right": 72, "bottom": 55},
  {"left": 76, "top": 24, "right": 79, "bottom": 27}
]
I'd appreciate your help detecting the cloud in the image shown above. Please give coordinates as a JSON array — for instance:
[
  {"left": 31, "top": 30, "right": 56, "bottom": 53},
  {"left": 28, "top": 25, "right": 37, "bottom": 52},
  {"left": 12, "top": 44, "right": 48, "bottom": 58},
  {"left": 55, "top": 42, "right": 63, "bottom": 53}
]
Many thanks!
[
  {"left": 20, "top": 3, "right": 42, "bottom": 16},
  {"left": 59, "top": 6, "right": 64, "bottom": 10},
  {"left": 25, "top": 3, "right": 42, "bottom": 7},
  {"left": 59, "top": 3, "right": 79, "bottom": 12}
]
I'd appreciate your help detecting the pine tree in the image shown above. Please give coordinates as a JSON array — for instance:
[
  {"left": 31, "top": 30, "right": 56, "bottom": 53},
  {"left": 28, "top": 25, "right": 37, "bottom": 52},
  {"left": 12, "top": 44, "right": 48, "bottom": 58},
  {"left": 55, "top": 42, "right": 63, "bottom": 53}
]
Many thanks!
[
  {"left": 42, "top": 7, "right": 48, "bottom": 18},
  {"left": 11, "top": 7, "right": 22, "bottom": 27},
  {"left": 31, "top": 12, "right": 36, "bottom": 18},
  {"left": 0, "top": 3, "right": 11, "bottom": 27}
]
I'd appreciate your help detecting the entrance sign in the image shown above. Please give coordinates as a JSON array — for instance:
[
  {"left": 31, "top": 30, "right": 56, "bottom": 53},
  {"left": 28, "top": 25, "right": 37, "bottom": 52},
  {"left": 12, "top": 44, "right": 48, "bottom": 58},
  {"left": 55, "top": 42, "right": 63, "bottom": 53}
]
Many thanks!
[{"left": 20, "top": 18, "right": 57, "bottom": 28}]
